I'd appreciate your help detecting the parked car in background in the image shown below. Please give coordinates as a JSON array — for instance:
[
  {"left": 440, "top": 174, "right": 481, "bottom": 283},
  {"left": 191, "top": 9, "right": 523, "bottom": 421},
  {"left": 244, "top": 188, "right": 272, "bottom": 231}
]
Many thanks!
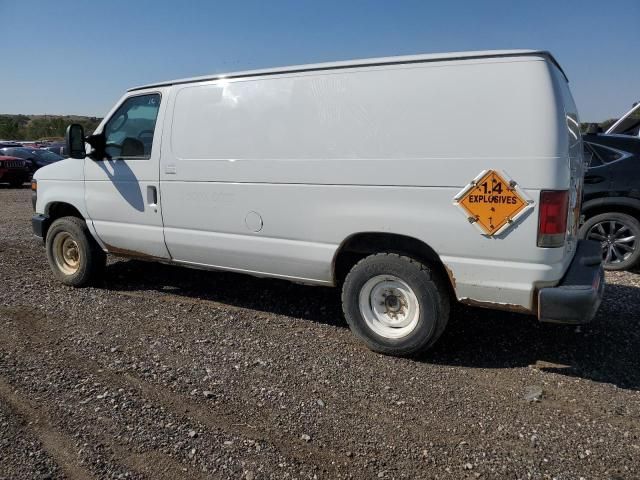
[
  {"left": 19, "top": 141, "right": 42, "bottom": 149},
  {"left": 0, "top": 141, "right": 23, "bottom": 148},
  {"left": 43, "top": 142, "right": 67, "bottom": 157},
  {"left": 0, "top": 147, "right": 64, "bottom": 175},
  {"left": 0, "top": 155, "right": 30, "bottom": 187},
  {"left": 606, "top": 102, "right": 640, "bottom": 138},
  {"left": 580, "top": 133, "right": 640, "bottom": 270}
]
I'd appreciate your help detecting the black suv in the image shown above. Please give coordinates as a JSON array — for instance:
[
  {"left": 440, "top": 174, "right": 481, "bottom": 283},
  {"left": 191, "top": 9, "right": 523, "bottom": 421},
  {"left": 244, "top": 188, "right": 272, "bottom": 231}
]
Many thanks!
[{"left": 580, "top": 133, "right": 640, "bottom": 270}]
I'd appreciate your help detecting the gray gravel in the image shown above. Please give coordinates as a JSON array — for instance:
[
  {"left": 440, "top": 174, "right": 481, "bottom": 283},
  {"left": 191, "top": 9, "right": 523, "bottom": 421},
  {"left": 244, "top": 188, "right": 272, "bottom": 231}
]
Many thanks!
[{"left": 1, "top": 186, "right": 639, "bottom": 479}]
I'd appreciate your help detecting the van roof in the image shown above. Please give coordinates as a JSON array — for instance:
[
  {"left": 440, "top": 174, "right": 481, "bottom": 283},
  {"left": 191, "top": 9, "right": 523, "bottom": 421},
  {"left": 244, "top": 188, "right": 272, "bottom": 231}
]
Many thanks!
[{"left": 129, "top": 49, "right": 566, "bottom": 92}]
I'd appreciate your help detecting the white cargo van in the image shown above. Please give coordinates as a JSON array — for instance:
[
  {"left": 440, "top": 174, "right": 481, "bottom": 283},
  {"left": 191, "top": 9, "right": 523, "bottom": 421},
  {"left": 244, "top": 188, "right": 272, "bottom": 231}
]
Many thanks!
[{"left": 32, "top": 50, "right": 604, "bottom": 355}]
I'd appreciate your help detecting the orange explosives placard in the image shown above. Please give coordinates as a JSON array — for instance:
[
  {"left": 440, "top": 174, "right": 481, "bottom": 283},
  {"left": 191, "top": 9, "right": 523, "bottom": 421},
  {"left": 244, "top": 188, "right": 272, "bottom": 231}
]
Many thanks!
[{"left": 455, "top": 170, "right": 529, "bottom": 236}]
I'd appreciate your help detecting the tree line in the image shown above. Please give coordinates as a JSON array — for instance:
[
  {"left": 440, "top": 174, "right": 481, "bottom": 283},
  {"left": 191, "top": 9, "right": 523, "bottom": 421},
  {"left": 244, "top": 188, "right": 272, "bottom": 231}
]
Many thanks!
[
  {"left": 0, "top": 114, "right": 102, "bottom": 141},
  {"left": 579, "top": 119, "right": 617, "bottom": 134}
]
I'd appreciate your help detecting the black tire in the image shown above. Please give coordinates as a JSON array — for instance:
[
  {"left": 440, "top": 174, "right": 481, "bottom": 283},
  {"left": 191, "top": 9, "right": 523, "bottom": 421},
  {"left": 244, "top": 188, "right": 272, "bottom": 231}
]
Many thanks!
[
  {"left": 45, "top": 216, "right": 106, "bottom": 287},
  {"left": 341, "top": 253, "right": 450, "bottom": 356},
  {"left": 579, "top": 212, "right": 640, "bottom": 271}
]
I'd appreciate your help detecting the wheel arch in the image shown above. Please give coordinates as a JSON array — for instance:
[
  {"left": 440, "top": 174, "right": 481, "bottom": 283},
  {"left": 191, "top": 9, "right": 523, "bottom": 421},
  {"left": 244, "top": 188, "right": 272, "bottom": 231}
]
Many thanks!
[
  {"left": 582, "top": 197, "right": 640, "bottom": 221},
  {"left": 42, "top": 201, "right": 85, "bottom": 240},
  {"left": 332, "top": 232, "right": 456, "bottom": 295}
]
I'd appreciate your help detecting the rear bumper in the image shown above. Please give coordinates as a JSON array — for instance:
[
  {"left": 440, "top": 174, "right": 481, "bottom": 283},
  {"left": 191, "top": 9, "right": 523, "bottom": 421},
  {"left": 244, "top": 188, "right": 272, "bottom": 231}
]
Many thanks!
[
  {"left": 32, "top": 213, "right": 50, "bottom": 240},
  {"left": 538, "top": 240, "right": 605, "bottom": 324}
]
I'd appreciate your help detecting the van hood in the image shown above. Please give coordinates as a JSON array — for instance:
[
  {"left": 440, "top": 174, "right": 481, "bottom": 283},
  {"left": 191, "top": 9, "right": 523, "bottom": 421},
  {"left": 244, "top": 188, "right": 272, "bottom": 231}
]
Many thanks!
[{"left": 33, "top": 158, "right": 84, "bottom": 182}]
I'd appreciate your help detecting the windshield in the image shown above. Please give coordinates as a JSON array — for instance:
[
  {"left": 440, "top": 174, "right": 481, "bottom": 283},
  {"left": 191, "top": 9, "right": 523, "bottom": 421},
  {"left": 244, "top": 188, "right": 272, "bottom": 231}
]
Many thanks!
[
  {"left": 31, "top": 149, "right": 63, "bottom": 162},
  {"left": 0, "top": 147, "right": 63, "bottom": 162},
  {"left": 0, "top": 148, "right": 29, "bottom": 159},
  {"left": 0, "top": 147, "right": 62, "bottom": 162}
]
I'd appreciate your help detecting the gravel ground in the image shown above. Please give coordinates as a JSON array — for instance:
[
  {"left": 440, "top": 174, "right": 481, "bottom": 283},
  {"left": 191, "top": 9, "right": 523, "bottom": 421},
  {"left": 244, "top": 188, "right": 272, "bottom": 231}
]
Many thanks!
[{"left": 1, "top": 186, "right": 639, "bottom": 480}]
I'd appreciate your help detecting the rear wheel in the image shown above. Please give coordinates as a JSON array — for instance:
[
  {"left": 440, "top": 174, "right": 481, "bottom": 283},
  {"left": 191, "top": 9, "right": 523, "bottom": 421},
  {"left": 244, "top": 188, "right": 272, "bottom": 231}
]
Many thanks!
[
  {"left": 46, "top": 216, "right": 106, "bottom": 286},
  {"left": 341, "top": 253, "right": 450, "bottom": 356},
  {"left": 580, "top": 212, "right": 640, "bottom": 271}
]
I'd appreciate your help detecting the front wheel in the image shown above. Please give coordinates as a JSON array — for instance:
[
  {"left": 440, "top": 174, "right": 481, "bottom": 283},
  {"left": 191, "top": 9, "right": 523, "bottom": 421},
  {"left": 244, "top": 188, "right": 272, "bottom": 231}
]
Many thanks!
[
  {"left": 46, "top": 216, "right": 106, "bottom": 286},
  {"left": 579, "top": 212, "right": 640, "bottom": 271},
  {"left": 341, "top": 253, "right": 450, "bottom": 356}
]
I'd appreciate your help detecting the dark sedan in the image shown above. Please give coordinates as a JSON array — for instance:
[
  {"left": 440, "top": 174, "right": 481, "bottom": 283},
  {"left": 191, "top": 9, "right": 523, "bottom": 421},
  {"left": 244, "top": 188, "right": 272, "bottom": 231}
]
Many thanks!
[
  {"left": 0, "top": 147, "right": 64, "bottom": 175},
  {"left": 580, "top": 133, "right": 640, "bottom": 270}
]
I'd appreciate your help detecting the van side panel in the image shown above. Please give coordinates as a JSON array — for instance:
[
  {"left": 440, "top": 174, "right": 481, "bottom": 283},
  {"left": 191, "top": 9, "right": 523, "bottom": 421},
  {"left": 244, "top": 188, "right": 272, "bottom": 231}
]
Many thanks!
[
  {"left": 160, "top": 56, "right": 569, "bottom": 309},
  {"left": 166, "top": 58, "right": 566, "bottom": 187}
]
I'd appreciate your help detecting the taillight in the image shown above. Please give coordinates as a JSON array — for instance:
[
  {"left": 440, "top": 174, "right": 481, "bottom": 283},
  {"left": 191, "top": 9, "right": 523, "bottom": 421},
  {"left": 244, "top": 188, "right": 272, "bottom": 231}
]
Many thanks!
[{"left": 537, "top": 190, "right": 569, "bottom": 248}]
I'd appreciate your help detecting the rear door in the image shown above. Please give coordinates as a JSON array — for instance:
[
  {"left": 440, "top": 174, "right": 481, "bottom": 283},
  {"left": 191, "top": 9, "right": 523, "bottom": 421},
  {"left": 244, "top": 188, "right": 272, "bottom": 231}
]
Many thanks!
[
  {"left": 588, "top": 141, "right": 636, "bottom": 194},
  {"left": 84, "top": 90, "right": 170, "bottom": 259},
  {"left": 552, "top": 67, "right": 583, "bottom": 256}
]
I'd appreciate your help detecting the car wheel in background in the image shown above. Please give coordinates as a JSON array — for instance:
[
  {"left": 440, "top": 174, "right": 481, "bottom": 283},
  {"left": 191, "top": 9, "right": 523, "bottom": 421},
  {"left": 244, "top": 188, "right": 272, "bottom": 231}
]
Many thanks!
[{"left": 580, "top": 212, "right": 640, "bottom": 271}]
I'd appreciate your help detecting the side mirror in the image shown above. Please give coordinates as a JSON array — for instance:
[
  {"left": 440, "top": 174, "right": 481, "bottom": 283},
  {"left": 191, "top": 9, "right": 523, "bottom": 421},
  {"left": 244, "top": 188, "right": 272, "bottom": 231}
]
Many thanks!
[
  {"left": 65, "top": 124, "right": 86, "bottom": 159},
  {"left": 86, "top": 133, "right": 106, "bottom": 160}
]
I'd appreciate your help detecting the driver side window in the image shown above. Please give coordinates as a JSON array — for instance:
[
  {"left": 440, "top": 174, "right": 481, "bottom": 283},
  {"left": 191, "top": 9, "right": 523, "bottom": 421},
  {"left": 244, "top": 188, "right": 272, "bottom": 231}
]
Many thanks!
[{"left": 104, "top": 94, "right": 161, "bottom": 160}]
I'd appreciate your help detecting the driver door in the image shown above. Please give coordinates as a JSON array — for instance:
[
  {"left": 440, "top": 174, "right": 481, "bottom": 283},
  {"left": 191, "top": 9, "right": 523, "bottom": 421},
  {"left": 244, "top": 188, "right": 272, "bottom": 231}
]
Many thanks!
[{"left": 84, "top": 90, "right": 170, "bottom": 259}]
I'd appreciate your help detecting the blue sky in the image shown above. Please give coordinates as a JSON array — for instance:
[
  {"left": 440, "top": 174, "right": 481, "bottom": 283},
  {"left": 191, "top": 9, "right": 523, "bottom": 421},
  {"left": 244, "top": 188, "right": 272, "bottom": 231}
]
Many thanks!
[{"left": 0, "top": 0, "right": 638, "bottom": 121}]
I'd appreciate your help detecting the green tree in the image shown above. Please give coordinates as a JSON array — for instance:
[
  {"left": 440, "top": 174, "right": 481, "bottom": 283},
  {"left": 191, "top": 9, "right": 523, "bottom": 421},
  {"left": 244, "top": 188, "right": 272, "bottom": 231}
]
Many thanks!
[
  {"left": 0, "top": 117, "right": 23, "bottom": 139},
  {"left": 0, "top": 115, "right": 102, "bottom": 141}
]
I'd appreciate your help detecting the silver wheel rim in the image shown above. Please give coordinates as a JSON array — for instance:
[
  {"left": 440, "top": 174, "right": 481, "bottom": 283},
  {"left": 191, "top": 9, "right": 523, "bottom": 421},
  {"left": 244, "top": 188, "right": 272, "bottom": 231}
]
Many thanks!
[
  {"left": 52, "top": 231, "right": 81, "bottom": 275},
  {"left": 587, "top": 219, "right": 637, "bottom": 265},
  {"left": 358, "top": 275, "right": 420, "bottom": 339}
]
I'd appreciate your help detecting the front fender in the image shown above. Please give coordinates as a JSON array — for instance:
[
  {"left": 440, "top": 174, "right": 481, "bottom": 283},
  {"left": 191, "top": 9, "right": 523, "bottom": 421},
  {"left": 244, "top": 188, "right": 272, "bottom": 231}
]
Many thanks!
[{"left": 36, "top": 180, "right": 88, "bottom": 218}]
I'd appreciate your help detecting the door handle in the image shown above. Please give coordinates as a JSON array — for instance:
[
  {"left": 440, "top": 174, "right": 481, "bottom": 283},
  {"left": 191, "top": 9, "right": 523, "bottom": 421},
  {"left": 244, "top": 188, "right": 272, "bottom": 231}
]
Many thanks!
[
  {"left": 584, "top": 175, "right": 605, "bottom": 184},
  {"left": 147, "top": 186, "right": 158, "bottom": 211}
]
